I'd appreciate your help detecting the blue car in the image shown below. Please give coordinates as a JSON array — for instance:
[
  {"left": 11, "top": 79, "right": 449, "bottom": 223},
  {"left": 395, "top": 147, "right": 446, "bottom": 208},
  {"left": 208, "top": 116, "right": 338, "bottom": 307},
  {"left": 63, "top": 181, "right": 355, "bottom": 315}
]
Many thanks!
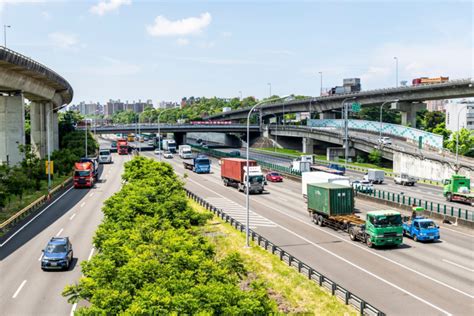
[{"left": 41, "top": 237, "right": 73, "bottom": 271}]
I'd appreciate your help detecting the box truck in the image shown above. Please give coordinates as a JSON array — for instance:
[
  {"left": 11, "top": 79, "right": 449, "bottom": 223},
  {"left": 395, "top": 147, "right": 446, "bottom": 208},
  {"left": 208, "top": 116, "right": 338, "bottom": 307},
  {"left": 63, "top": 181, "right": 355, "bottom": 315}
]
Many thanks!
[
  {"left": 178, "top": 145, "right": 193, "bottom": 159},
  {"left": 221, "top": 158, "right": 265, "bottom": 194},
  {"left": 302, "top": 172, "right": 350, "bottom": 197}
]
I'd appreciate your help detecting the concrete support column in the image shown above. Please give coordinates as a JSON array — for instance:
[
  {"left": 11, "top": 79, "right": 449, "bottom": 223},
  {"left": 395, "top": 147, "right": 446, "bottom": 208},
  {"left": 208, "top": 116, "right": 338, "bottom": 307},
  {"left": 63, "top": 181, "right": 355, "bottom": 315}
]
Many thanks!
[
  {"left": 0, "top": 94, "right": 25, "bottom": 165},
  {"left": 52, "top": 111, "right": 59, "bottom": 150},
  {"left": 319, "top": 112, "right": 336, "bottom": 119},
  {"left": 44, "top": 103, "right": 53, "bottom": 157},
  {"left": 302, "top": 137, "right": 314, "bottom": 154},
  {"left": 391, "top": 102, "right": 426, "bottom": 127},
  {"left": 30, "top": 101, "right": 45, "bottom": 157}
]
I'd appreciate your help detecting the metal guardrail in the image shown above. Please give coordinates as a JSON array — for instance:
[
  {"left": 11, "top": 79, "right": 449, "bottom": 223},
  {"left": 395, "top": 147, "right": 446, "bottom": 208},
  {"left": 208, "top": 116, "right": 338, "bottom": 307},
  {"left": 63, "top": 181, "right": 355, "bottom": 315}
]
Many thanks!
[
  {"left": 185, "top": 188, "right": 385, "bottom": 316},
  {"left": 0, "top": 177, "right": 73, "bottom": 234},
  {"left": 355, "top": 188, "right": 473, "bottom": 222}
]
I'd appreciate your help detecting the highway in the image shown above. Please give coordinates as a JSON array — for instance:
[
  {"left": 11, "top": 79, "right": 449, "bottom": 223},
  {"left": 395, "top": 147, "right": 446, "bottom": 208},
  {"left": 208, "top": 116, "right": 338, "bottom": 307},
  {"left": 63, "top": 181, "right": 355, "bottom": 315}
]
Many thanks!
[
  {"left": 144, "top": 151, "right": 474, "bottom": 315},
  {"left": 0, "top": 140, "right": 128, "bottom": 315},
  {"left": 217, "top": 147, "right": 474, "bottom": 214}
]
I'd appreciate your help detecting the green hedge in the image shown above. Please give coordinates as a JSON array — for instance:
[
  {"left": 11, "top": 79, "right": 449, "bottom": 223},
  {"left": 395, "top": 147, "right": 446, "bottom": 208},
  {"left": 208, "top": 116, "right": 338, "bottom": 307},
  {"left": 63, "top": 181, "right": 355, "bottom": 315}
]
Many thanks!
[{"left": 63, "top": 157, "right": 276, "bottom": 314}]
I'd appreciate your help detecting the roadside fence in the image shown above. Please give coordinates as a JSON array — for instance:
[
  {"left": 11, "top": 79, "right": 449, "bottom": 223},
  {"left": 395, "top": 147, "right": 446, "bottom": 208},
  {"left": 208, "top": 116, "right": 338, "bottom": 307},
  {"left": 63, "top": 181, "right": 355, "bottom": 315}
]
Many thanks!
[{"left": 185, "top": 188, "right": 385, "bottom": 316}]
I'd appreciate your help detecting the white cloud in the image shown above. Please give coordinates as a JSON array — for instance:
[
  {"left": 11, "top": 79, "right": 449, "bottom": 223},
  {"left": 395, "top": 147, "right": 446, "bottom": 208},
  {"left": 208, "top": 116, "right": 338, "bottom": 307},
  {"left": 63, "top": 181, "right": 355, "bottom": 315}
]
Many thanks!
[
  {"left": 90, "top": 0, "right": 131, "bottom": 16},
  {"left": 48, "top": 32, "right": 79, "bottom": 50},
  {"left": 147, "top": 12, "right": 212, "bottom": 37},
  {"left": 176, "top": 38, "right": 189, "bottom": 46},
  {"left": 220, "top": 31, "right": 232, "bottom": 38},
  {"left": 0, "top": 0, "right": 44, "bottom": 12}
]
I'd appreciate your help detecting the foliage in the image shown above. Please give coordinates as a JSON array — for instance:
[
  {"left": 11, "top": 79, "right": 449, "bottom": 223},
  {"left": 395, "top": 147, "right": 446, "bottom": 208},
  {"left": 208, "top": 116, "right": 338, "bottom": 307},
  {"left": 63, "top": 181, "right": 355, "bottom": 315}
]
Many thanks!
[
  {"left": 111, "top": 110, "right": 138, "bottom": 124},
  {"left": 354, "top": 105, "right": 401, "bottom": 125},
  {"left": 368, "top": 149, "right": 382, "bottom": 165},
  {"left": 63, "top": 157, "right": 275, "bottom": 314},
  {"left": 446, "top": 128, "right": 474, "bottom": 157},
  {"left": 59, "top": 110, "right": 84, "bottom": 144},
  {"left": 418, "top": 110, "right": 445, "bottom": 132}
]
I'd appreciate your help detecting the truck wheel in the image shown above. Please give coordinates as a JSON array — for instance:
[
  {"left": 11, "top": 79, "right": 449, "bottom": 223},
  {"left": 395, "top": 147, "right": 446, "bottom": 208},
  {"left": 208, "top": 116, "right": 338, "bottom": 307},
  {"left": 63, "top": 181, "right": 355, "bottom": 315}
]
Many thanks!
[
  {"left": 317, "top": 215, "right": 324, "bottom": 227},
  {"left": 446, "top": 193, "right": 452, "bottom": 202},
  {"left": 349, "top": 229, "right": 356, "bottom": 241},
  {"left": 366, "top": 237, "right": 374, "bottom": 248}
]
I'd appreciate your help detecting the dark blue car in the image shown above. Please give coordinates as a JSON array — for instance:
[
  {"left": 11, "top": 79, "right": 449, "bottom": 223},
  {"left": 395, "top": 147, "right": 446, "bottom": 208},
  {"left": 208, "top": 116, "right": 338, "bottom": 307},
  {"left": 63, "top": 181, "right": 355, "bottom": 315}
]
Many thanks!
[{"left": 41, "top": 237, "right": 73, "bottom": 271}]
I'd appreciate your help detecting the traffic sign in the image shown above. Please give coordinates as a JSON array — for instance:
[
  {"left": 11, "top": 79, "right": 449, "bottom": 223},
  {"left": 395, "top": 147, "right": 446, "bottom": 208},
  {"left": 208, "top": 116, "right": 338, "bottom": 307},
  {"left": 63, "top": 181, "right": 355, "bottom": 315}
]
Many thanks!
[
  {"left": 351, "top": 102, "right": 361, "bottom": 112},
  {"left": 45, "top": 161, "right": 54, "bottom": 175}
]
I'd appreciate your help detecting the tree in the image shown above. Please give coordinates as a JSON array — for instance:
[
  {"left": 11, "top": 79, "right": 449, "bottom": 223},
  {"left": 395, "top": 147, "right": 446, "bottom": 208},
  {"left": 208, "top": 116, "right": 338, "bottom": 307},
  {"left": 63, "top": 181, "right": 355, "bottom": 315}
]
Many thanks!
[
  {"left": 418, "top": 110, "right": 445, "bottom": 132},
  {"left": 446, "top": 128, "right": 474, "bottom": 157},
  {"left": 368, "top": 149, "right": 382, "bottom": 165},
  {"left": 18, "top": 144, "right": 45, "bottom": 190},
  {"left": 355, "top": 105, "right": 401, "bottom": 124}
]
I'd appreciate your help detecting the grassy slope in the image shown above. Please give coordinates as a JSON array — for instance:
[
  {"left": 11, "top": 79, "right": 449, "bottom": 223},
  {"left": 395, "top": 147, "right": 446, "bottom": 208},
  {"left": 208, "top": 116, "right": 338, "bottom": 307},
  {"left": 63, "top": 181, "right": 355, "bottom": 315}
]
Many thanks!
[{"left": 190, "top": 200, "right": 356, "bottom": 315}]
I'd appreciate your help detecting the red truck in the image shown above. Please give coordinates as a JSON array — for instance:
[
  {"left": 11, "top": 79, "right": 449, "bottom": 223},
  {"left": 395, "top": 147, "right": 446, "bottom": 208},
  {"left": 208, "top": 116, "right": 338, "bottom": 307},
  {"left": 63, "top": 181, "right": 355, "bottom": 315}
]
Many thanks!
[
  {"left": 220, "top": 158, "right": 266, "bottom": 194},
  {"left": 73, "top": 162, "right": 94, "bottom": 188},
  {"left": 117, "top": 139, "right": 128, "bottom": 155}
]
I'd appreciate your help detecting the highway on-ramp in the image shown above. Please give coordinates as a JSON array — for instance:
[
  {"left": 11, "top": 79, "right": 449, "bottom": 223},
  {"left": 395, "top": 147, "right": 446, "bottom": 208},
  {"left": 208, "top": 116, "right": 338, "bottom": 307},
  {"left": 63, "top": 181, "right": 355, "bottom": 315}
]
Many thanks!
[
  {"left": 145, "top": 152, "right": 474, "bottom": 315},
  {"left": 0, "top": 148, "right": 128, "bottom": 315}
]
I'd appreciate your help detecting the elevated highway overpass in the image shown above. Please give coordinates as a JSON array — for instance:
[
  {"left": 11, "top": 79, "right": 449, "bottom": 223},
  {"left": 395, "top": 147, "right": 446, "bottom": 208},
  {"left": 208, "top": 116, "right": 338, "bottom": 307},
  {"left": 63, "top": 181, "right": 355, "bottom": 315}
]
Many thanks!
[
  {"left": 207, "top": 78, "right": 474, "bottom": 127},
  {"left": 0, "top": 47, "right": 73, "bottom": 164}
]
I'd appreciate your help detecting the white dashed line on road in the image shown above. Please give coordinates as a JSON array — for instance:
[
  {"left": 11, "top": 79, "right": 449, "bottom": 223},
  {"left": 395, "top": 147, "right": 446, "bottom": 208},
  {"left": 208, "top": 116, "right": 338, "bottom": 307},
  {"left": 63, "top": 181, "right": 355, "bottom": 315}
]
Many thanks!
[
  {"left": 80, "top": 202, "right": 85, "bottom": 208},
  {"left": 70, "top": 303, "right": 77, "bottom": 316},
  {"left": 38, "top": 254, "right": 43, "bottom": 261},
  {"left": 69, "top": 213, "right": 76, "bottom": 221},
  {"left": 442, "top": 259, "right": 474, "bottom": 272},
  {"left": 12, "top": 280, "right": 27, "bottom": 299},
  {"left": 56, "top": 228, "right": 63, "bottom": 237},
  {"left": 89, "top": 192, "right": 95, "bottom": 197}
]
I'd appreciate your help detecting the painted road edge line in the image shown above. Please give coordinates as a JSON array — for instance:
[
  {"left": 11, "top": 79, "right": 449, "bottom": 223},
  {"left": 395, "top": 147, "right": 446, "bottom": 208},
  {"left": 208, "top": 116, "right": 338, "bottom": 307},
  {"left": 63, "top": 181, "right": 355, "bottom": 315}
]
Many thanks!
[
  {"left": 12, "top": 280, "right": 27, "bottom": 299},
  {"left": 69, "top": 213, "right": 76, "bottom": 221},
  {"left": 56, "top": 228, "right": 64, "bottom": 237},
  {"left": 70, "top": 303, "right": 77, "bottom": 316},
  {"left": 80, "top": 202, "right": 85, "bottom": 208},
  {"left": 0, "top": 187, "right": 74, "bottom": 247},
  {"left": 442, "top": 259, "right": 474, "bottom": 273},
  {"left": 87, "top": 248, "right": 95, "bottom": 261}
]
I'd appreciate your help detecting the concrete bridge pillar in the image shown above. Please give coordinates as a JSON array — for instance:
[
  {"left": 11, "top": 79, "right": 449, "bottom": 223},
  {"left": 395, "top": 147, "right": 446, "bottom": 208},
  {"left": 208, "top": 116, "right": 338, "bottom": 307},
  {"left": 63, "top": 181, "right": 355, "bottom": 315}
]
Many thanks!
[
  {"left": 52, "top": 111, "right": 59, "bottom": 151},
  {"left": 0, "top": 94, "right": 25, "bottom": 165},
  {"left": 302, "top": 137, "right": 314, "bottom": 154},
  {"left": 319, "top": 112, "right": 336, "bottom": 119},
  {"left": 391, "top": 102, "right": 426, "bottom": 127},
  {"left": 30, "top": 101, "right": 54, "bottom": 158}
]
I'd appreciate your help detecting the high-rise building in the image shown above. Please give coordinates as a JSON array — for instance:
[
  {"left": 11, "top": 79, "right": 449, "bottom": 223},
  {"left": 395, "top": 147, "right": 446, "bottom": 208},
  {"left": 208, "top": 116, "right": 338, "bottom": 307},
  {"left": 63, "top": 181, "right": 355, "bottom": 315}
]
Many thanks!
[
  {"left": 445, "top": 100, "right": 474, "bottom": 132},
  {"left": 76, "top": 101, "right": 101, "bottom": 116},
  {"left": 104, "top": 99, "right": 153, "bottom": 117},
  {"left": 426, "top": 100, "right": 447, "bottom": 112}
]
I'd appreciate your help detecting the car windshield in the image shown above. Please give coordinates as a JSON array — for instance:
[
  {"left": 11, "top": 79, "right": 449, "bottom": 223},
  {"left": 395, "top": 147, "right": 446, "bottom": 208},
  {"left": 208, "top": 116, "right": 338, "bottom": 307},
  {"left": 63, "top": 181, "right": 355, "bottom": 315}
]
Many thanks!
[
  {"left": 420, "top": 221, "right": 436, "bottom": 229},
  {"left": 74, "top": 171, "right": 90, "bottom": 177},
  {"left": 250, "top": 175, "right": 264, "bottom": 184},
  {"left": 373, "top": 215, "right": 402, "bottom": 227},
  {"left": 45, "top": 243, "right": 67, "bottom": 253},
  {"left": 196, "top": 159, "right": 210, "bottom": 165},
  {"left": 99, "top": 151, "right": 109, "bottom": 156},
  {"left": 270, "top": 173, "right": 280, "bottom": 176}
]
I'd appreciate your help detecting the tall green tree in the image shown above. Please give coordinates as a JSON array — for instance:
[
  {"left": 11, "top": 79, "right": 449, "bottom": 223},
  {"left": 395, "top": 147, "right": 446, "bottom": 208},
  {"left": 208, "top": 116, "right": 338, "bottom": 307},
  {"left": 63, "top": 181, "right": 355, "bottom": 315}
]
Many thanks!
[{"left": 446, "top": 128, "right": 474, "bottom": 157}]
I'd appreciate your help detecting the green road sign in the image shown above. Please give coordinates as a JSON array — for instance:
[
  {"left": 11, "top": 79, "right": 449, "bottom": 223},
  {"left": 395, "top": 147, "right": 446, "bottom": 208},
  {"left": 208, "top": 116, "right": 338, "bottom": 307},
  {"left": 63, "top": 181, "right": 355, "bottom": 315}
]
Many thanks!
[{"left": 351, "top": 102, "right": 361, "bottom": 112}]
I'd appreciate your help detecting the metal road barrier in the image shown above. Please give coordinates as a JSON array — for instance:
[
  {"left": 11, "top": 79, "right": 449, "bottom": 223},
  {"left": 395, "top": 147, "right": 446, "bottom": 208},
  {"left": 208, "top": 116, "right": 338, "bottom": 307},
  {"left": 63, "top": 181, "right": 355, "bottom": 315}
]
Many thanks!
[
  {"left": 185, "top": 188, "right": 385, "bottom": 316},
  {"left": 0, "top": 177, "right": 73, "bottom": 235}
]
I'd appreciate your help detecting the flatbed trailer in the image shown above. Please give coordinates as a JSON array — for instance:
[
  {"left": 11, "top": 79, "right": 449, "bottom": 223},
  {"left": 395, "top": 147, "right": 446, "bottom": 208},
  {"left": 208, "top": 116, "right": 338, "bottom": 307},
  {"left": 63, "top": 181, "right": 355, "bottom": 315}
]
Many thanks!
[{"left": 309, "top": 212, "right": 365, "bottom": 231}]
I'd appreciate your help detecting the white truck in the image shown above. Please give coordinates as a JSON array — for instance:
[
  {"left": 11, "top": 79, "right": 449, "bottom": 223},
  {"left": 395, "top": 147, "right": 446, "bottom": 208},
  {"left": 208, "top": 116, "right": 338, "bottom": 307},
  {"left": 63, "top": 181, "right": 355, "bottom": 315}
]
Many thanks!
[
  {"left": 162, "top": 139, "right": 177, "bottom": 153},
  {"left": 292, "top": 160, "right": 311, "bottom": 172},
  {"left": 178, "top": 145, "right": 193, "bottom": 159},
  {"left": 394, "top": 173, "right": 417, "bottom": 186},
  {"left": 302, "top": 171, "right": 351, "bottom": 197},
  {"left": 364, "top": 169, "right": 385, "bottom": 184}
]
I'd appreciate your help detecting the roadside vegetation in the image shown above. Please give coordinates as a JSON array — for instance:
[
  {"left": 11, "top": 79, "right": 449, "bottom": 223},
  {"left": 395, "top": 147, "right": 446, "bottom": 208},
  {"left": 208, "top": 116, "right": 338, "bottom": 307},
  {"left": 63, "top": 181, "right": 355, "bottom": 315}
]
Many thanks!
[{"left": 0, "top": 110, "right": 98, "bottom": 224}]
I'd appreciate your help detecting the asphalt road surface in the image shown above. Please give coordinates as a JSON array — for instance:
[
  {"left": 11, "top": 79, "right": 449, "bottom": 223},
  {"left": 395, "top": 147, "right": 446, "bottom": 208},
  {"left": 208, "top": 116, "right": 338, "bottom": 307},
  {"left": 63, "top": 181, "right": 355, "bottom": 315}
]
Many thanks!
[
  {"left": 144, "top": 152, "right": 474, "bottom": 316},
  {"left": 0, "top": 142, "right": 128, "bottom": 315}
]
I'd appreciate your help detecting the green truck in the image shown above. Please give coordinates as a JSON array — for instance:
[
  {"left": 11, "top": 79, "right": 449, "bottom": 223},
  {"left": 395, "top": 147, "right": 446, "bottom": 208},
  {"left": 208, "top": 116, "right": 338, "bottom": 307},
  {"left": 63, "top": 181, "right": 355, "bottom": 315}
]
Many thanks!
[
  {"left": 442, "top": 174, "right": 474, "bottom": 206},
  {"left": 307, "top": 183, "right": 403, "bottom": 247}
]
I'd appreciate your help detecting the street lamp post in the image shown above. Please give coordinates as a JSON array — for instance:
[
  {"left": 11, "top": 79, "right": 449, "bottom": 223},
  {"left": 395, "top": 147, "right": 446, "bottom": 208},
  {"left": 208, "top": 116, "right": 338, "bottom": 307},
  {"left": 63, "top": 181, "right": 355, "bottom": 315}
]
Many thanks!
[
  {"left": 394, "top": 57, "right": 399, "bottom": 88},
  {"left": 319, "top": 71, "right": 323, "bottom": 96},
  {"left": 455, "top": 105, "right": 468, "bottom": 167},
  {"left": 246, "top": 95, "right": 289, "bottom": 247},
  {"left": 342, "top": 97, "right": 356, "bottom": 166},
  {"left": 3, "top": 25, "right": 11, "bottom": 48},
  {"left": 269, "top": 113, "right": 278, "bottom": 152},
  {"left": 379, "top": 99, "right": 399, "bottom": 143},
  {"left": 157, "top": 108, "right": 173, "bottom": 161}
]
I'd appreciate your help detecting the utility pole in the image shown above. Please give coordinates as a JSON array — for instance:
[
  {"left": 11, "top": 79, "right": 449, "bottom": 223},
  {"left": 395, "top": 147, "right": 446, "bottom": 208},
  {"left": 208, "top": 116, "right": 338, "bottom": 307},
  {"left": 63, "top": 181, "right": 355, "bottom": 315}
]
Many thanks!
[
  {"left": 319, "top": 71, "right": 323, "bottom": 96},
  {"left": 3, "top": 25, "right": 11, "bottom": 48}
]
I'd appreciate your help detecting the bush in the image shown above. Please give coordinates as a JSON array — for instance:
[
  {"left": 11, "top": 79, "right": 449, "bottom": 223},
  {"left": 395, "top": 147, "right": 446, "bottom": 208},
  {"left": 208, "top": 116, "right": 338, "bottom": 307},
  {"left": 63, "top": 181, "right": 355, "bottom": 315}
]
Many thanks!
[
  {"left": 368, "top": 149, "right": 382, "bottom": 165},
  {"left": 63, "top": 157, "right": 276, "bottom": 314}
]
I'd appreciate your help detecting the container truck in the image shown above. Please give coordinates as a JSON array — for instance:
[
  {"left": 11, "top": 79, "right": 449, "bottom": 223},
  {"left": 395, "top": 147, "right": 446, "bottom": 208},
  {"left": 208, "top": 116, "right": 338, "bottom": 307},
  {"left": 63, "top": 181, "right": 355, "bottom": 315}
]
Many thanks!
[
  {"left": 162, "top": 139, "right": 177, "bottom": 153},
  {"left": 442, "top": 174, "right": 474, "bottom": 206},
  {"left": 73, "top": 162, "right": 95, "bottom": 188},
  {"left": 291, "top": 160, "right": 311, "bottom": 172},
  {"left": 311, "top": 164, "right": 345, "bottom": 176},
  {"left": 307, "top": 183, "right": 403, "bottom": 247},
  {"left": 178, "top": 145, "right": 193, "bottom": 159},
  {"left": 79, "top": 157, "right": 99, "bottom": 180},
  {"left": 221, "top": 158, "right": 265, "bottom": 194},
  {"left": 302, "top": 172, "right": 350, "bottom": 197},
  {"left": 364, "top": 169, "right": 385, "bottom": 184},
  {"left": 117, "top": 139, "right": 129, "bottom": 155},
  {"left": 183, "top": 154, "right": 211, "bottom": 173}
]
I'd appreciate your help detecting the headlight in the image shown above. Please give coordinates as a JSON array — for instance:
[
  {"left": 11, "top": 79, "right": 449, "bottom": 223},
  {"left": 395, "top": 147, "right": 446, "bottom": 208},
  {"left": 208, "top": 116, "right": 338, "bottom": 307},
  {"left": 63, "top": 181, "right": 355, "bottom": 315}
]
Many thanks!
[
  {"left": 376, "top": 235, "right": 384, "bottom": 238},
  {"left": 419, "top": 232, "right": 425, "bottom": 236},
  {"left": 396, "top": 233, "right": 403, "bottom": 237}
]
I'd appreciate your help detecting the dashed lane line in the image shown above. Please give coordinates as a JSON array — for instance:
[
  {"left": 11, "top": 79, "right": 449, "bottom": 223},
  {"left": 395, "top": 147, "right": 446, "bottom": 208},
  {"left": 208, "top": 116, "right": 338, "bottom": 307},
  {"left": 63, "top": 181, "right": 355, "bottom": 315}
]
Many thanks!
[
  {"left": 56, "top": 228, "right": 64, "bottom": 237},
  {"left": 12, "top": 280, "right": 27, "bottom": 299}
]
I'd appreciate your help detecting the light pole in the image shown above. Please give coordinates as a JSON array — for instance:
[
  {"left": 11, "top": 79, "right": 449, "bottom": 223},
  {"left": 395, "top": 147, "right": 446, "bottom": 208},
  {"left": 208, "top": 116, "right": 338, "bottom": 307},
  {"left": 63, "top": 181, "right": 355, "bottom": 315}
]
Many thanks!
[
  {"left": 379, "top": 99, "right": 399, "bottom": 142},
  {"left": 269, "top": 113, "right": 278, "bottom": 152},
  {"left": 394, "top": 57, "right": 398, "bottom": 88},
  {"left": 157, "top": 108, "right": 173, "bottom": 161},
  {"left": 3, "top": 25, "right": 11, "bottom": 48},
  {"left": 455, "top": 105, "right": 468, "bottom": 167},
  {"left": 319, "top": 71, "right": 323, "bottom": 96},
  {"left": 267, "top": 83, "right": 272, "bottom": 98},
  {"left": 342, "top": 97, "right": 356, "bottom": 166},
  {"left": 246, "top": 95, "right": 289, "bottom": 247}
]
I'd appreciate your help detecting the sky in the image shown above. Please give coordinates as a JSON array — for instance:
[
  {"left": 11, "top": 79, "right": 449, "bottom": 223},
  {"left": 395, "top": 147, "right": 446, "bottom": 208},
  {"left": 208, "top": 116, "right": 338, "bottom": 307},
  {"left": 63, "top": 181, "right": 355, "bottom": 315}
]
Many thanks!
[{"left": 0, "top": 0, "right": 473, "bottom": 105}]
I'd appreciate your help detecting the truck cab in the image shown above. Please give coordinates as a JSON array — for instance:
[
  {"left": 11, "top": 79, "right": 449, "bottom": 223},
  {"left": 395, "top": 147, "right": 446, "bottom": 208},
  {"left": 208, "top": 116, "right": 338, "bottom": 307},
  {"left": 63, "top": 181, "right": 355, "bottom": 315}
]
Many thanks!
[
  {"left": 349, "top": 210, "right": 403, "bottom": 247},
  {"left": 193, "top": 155, "right": 211, "bottom": 173},
  {"left": 74, "top": 162, "right": 94, "bottom": 188},
  {"left": 243, "top": 168, "right": 266, "bottom": 194},
  {"left": 443, "top": 175, "right": 474, "bottom": 205},
  {"left": 403, "top": 217, "right": 440, "bottom": 242},
  {"left": 328, "top": 163, "right": 346, "bottom": 175}
]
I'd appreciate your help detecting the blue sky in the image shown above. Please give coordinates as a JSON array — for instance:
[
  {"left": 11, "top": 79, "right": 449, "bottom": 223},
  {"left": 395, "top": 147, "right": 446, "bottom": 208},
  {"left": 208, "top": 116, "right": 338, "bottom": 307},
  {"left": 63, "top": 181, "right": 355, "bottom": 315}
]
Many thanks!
[{"left": 1, "top": 0, "right": 472, "bottom": 105}]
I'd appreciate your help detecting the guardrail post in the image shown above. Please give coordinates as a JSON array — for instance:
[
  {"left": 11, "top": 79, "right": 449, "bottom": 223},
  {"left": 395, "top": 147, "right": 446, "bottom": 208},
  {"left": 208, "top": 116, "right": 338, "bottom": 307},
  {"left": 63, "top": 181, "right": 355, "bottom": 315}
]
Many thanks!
[
  {"left": 272, "top": 245, "right": 276, "bottom": 254},
  {"left": 319, "top": 275, "right": 324, "bottom": 286},
  {"left": 345, "top": 291, "right": 350, "bottom": 305},
  {"left": 458, "top": 208, "right": 461, "bottom": 218},
  {"left": 331, "top": 283, "right": 336, "bottom": 295},
  {"left": 308, "top": 268, "right": 313, "bottom": 279},
  {"left": 360, "top": 301, "right": 366, "bottom": 315},
  {"left": 450, "top": 207, "right": 454, "bottom": 216},
  {"left": 279, "top": 249, "right": 284, "bottom": 261},
  {"left": 443, "top": 205, "right": 446, "bottom": 215}
]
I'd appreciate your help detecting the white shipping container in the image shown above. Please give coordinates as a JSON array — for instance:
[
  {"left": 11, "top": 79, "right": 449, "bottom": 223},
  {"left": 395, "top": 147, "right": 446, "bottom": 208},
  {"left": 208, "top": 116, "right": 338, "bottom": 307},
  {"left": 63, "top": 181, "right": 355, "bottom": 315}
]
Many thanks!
[{"left": 302, "top": 172, "right": 351, "bottom": 196}]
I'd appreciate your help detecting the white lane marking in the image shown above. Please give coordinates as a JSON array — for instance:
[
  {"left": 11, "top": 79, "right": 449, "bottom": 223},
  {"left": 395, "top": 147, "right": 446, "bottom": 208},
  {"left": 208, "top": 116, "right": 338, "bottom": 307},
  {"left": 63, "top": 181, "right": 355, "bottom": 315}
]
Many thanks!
[
  {"left": 80, "top": 202, "right": 85, "bottom": 208},
  {"left": 56, "top": 228, "right": 64, "bottom": 237},
  {"left": 38, "top": 254, "right": 43, "bottom": 261},
  {"left": 12, "top": 280, "right": 27, "bottom": 299},
  {"left": 89, "top": 192, "right": 95, "bottom": 197},
  {"left": 70, "top": 303, "right": 77, "bottom": 316},
  {"left": 69, "top": 213, "right": 76, "bottom": 221},
  {"left": 0, "top": 187, "right": 74, "bottom": 247},
  {"left": 442, "top": 259, "right": 474, "bottom": 273},
  {"left": 87, "top": 248, "right": 95, "bottom": 261},
  {"left": 441, "top": 226, "right": 474, "bottom": 238},
  {"left": 187, "top": 177, "right": 452, "bottom": 315}
]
